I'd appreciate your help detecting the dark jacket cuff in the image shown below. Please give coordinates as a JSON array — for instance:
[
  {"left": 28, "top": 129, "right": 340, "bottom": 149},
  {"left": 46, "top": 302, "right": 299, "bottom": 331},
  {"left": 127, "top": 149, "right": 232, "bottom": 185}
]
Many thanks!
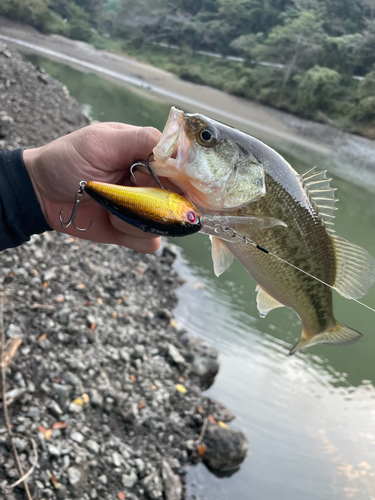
[{"left": 0, "top": 149, "right": 52, "bottom": 251}]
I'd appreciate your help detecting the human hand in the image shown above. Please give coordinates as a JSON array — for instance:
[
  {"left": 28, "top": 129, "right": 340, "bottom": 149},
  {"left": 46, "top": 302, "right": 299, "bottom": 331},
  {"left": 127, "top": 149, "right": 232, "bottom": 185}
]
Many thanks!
[{"left": 23, "top": 122, "right": 165, "bottom": 253}]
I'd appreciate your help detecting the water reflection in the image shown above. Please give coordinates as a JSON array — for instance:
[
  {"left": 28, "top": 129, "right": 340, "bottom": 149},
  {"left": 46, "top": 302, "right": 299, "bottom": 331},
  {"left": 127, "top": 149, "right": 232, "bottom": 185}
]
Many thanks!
[{"left": 23, "top": 54, "right": 375, "bottom": 500}]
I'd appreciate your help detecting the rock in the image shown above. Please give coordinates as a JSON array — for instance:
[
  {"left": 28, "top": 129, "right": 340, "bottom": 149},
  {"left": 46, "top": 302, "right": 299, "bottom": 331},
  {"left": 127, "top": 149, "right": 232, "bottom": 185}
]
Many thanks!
[
  {"left": 157, "top": 309, "right": 173, "bottom": 320},
  {"left": 120, "top": 347, "right": 130, "bottom": 362},
  {"left": 56, "top": 309, "right": 71, "bottom": 326},
  {"left": 167, "top": 344, "right": 186, "bottom": 369},
  {"left": 86, "top": 440, "right": 100, "bottom": 455},
  {"left": 162, "top": 244, "right": 178, "bottom": 260},
  {"left": 47, "top": 444, "right": 61, "bottom": 457},
  {"left": 0, "top": 111, "right": 13, "bottom": 138},
  {"left": 122, "top": 469, "right": 138, "bottom": 488},
  {"left": 6, "top": 323, "right": 22, "bottom": 338},
  {"left": 12, "top": 437, "right": 28, "bottom": 452},
  {"left": 190, "top": 354, "right": 220, "bottom": 389},
  {"left": 63, "top": 371, "right": 81, "bottom": 386},
  {"left": 67, "top": 466, "right": 81, "bottom": 485},
  {"left": 48, "top": 401, "right": 63, "bottom": 417},
  {"left": 43, "top": 268, "right": 56, "bottom": 281},
  {"left": 70, "top": 432, "right": 84, "bottom": 444},
  {"left": 5, "top": 387, "right": 27, "bottom": 406},
  {"left": 132, "top": 344, "right": 145, "bottom": 359},
  {"left": 52, "top": 383, "right": 70, "bottom": 408},
  {"left": 27, "top": 406, "right": 40, "bottom": 420},
  {"left": 205, "top": 398, "right": 235, "bottom": 423},
  {"left": 112, "top": 451, "right": 122, "bottom": 466},
  {"left": 142, "top": 468, "right": 163, "bottom": 499},
  {"left": 89, "top": 388, "right": 103, "bottom": 407},
  {"left": 161, "top": 460, "right": 182, "bottom": 500},
  {"left": 203, "top": 424, "right": 249, "bottom": 472}
]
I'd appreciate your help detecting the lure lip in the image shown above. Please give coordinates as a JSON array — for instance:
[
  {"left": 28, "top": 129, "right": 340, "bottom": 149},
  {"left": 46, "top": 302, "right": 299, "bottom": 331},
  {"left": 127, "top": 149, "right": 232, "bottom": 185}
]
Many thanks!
[{"left": 84, "top": 182, "right": 202, "bottom": 237}]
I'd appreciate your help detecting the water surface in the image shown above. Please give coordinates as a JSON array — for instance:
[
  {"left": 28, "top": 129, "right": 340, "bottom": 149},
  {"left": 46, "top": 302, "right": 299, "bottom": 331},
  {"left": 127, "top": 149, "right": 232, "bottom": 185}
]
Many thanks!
[{"left": 26, "top": 54, "right": 375, "bottom": 500}]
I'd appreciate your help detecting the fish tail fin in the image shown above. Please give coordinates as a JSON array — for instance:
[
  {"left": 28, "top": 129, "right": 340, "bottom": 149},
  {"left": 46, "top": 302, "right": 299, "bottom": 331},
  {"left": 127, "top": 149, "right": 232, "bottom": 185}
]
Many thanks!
[{"left": 289, "top": 321, "right": 363, "bottom": 356}]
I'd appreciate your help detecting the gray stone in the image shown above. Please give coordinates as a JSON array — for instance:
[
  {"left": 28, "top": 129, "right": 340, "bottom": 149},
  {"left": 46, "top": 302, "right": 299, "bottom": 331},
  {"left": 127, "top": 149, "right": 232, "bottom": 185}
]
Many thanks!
[
  {"left": 27, "top": 406, "right": 40, "bottom": 420},
  {"left": 122, "top": 469, "right": 138, "bottom": 488},
  {"left": 6, "top": 323, "right": 22, "bottom": 339},
  {"left": 5, "top": 387, "right": 27, "bottom": 406},
  {"left": 98, "top": 474, "right": 107, "bottom": 485},
  {"left": 70, "top": 431, "right": 84, "bottom": 443},
  {"left": 120, "top": 347, "right": 130, "bottom": 362},
  {"left": 203, "top": 424, "right": 249, "bottom": 472},
  {"left": 68, "top": 402, "right": 83, "bottom": 413},
  {"left": 112, "top": 451, "right": 122, "bottom": 467},
  {"left": 86, "top": 439, "right": 100, "bottom": 455},
  {"left": 48, "top": 401, "right": 63, "bottom": 417},
  {"left": 89, "top": 388, "right": 103, "bottom": 407},
  {"left": 132, "top": 344, "right": 145, "bottom": 359},
  {"left": 142, "top": 468, "right": 163, "bottom": 499},
  {"left": 63, "top": 371, "right": 81, "bottom": 386},
  {"left": 47, "top": 444, "right": 61, "bottom": 457},
  {"left": 52, "top": 383, "right": 70, "bottom": 408},
  {"left": 12, "top": 437, "right": 28, "bottom": 452},
  {"left": 67, "top": 466, "right": 81, "bottom": 485},
  {"left": 162, "top": 460, "right": 182, "bottom": 500},
  {"left": 43, "top": 268, "right": 56, "bottom": 281},
  {"left": 167, "top": 344, "right": 186, "bottom": 368}
]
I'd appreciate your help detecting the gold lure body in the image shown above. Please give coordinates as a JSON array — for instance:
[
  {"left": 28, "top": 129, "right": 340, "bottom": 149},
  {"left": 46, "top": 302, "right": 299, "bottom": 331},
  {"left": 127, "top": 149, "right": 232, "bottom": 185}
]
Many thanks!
[{"left": 84, "top": 181, "right": 201, "bottom": 237}]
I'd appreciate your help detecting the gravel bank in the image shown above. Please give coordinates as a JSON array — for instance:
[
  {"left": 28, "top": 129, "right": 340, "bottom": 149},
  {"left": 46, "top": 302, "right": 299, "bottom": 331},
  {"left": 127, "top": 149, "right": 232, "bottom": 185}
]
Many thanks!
[{"left": 0, "top": 44, "right": 248, "bottom": 500}]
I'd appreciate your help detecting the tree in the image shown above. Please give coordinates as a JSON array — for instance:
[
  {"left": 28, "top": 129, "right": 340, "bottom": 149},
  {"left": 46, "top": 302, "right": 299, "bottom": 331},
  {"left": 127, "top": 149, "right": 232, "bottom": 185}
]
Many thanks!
[
  {"left": 251, "top": 11, "right": 325, "bottom": 83},
  {"left": 295, "top": 65, "right": 341, "bottom": 114}
]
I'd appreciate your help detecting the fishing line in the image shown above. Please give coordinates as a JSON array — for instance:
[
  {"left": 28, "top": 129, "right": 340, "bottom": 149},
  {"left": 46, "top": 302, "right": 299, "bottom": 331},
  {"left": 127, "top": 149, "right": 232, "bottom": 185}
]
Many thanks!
[{"left": 216, "top": 225, "right": 375, "bottom": 314}]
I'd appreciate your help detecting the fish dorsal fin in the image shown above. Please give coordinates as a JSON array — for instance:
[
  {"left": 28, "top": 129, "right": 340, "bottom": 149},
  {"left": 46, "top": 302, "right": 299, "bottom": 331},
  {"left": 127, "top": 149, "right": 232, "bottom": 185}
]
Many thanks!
[
  {"left": 210, "top": 236, "right": 233, "bottom": 277},
  {"left": 332, "top": 235, "right": 375, "bottom": 299},
  {"left": 300, "top": 167, "right": 338, "bottom": 233},
  {"left": 255, "top": 285, "right": 284, "bottom": 317}
]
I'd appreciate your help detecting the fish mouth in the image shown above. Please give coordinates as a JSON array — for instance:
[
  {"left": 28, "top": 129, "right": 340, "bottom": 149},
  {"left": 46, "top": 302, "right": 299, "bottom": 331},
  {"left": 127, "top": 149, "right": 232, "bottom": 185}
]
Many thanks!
[{"left": 153, "top": 107, "right": 185, "bottom": 163}]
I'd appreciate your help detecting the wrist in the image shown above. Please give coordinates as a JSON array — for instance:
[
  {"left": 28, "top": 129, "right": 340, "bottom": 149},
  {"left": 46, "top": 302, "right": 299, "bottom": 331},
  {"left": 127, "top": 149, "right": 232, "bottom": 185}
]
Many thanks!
[{"left": 23, "top": 147, "right": 49, "bottom": 224}]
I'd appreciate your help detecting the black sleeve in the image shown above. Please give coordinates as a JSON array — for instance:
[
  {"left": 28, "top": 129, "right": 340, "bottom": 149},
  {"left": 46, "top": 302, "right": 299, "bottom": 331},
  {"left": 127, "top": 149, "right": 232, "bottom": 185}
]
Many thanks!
[{"left": 0, "top": 149, "right": 52, "bottom": 251}]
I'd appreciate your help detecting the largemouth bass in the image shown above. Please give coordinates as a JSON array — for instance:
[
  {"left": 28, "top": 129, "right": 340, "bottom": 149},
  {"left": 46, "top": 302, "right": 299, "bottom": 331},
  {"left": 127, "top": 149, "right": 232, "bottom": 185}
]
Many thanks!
[{"left": 151, "top": 107, "right": 375, "bottom": 354}]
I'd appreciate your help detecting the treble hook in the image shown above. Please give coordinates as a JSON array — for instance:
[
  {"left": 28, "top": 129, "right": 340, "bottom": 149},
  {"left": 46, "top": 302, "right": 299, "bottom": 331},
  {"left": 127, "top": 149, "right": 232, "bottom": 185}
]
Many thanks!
[
  {"left": 59, "top": 180, "right": 92, "bottom": 232},
  {"left": 130, "top": 153, "right": 165, "bottom": 189}
]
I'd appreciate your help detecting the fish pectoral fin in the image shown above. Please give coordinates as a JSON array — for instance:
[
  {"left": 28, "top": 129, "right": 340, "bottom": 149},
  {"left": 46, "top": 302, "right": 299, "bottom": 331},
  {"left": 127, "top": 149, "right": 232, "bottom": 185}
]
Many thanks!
[
  {"left": 255, "top": 285, "right": 284, "bottom": 317},
  {"left": 289, "top": 322, "right": 363, "bottom": 355},
  {"left": 332, "top": 235, "right": 375, "bottom": 299},
  {"left": 210, "top": 236, "right": 233, "bottom": 277}
]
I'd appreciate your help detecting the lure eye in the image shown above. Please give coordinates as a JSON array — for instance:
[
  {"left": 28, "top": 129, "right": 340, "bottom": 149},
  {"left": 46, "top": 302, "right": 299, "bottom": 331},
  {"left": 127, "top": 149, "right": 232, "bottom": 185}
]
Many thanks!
[{"left": 187, "top": 211, "right": 198, "bottom": 224}]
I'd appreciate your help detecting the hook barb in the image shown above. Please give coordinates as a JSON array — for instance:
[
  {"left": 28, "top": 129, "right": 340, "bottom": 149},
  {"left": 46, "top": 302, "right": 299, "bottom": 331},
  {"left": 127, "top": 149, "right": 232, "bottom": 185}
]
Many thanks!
[{"left": 59, "top": 181, "right": 92, "bottom": 232}]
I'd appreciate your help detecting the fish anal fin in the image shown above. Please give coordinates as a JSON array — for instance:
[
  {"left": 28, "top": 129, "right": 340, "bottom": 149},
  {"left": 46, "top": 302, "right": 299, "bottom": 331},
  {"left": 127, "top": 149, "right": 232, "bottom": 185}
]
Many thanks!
[
  {"left": 300, "top": 167, "right": 338, "bottom": 233},
  {"left": 210, "top": 236, "right": 233, "bottom": 277},
  {"left": 289, "top": 322, "right": 363, "bottom": 355},
  {"left": 332, "top": 235, "right": 375, "bottom": 299},
  {"left": 255, "top": 285, "right": 284, "bottom": 317}
]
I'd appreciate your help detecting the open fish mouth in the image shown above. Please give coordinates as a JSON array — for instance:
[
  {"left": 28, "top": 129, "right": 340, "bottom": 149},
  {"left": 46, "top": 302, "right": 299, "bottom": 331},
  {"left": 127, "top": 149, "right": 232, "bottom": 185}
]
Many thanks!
[{"left": 153, "top": 107, "right": 185, "bottom": 163}]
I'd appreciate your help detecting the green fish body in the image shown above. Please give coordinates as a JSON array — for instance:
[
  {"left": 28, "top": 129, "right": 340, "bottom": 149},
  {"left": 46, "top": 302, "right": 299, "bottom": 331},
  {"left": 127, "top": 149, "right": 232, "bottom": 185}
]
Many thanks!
[{"left": 152, "top": 107, "right": 375, "bottom": 354}]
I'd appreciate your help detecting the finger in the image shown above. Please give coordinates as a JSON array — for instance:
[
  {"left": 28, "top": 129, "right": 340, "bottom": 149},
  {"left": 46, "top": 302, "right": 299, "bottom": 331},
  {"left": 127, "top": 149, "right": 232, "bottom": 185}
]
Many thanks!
[
  {"left": 83, "top": 124, "right": 162, "bottom": 171},
  {"left": 131, "top": 170, "right": 182, "bottom": 192},
  {"left": 108, "top": 213, "right": 161, "bottom": 239}
]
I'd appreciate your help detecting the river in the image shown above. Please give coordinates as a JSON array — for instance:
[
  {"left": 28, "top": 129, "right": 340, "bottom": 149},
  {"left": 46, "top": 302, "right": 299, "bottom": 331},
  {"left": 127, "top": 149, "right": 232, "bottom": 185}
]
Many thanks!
[{"left": 25, "top": 54, "right": 375, "bottom": 500}]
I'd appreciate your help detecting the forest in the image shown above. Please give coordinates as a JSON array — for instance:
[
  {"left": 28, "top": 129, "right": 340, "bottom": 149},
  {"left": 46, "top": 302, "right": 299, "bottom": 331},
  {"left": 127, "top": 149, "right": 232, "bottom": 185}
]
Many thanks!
[{"left": 2, "top": 0, "right": 375, "bottom": 136}]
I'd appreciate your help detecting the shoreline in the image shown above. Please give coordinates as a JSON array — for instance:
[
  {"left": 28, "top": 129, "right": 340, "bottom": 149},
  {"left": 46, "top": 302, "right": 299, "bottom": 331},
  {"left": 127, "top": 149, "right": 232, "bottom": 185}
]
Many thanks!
[
  {"left": 0, "top": 18, "right": 375, "bottom": 192},
  {"left": 0, "top": 43, "right": 247, "bottom": 500}
]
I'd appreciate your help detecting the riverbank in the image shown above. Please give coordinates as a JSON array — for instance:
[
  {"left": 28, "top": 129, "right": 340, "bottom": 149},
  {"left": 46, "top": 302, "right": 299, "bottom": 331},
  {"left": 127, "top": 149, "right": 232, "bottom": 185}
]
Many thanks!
[
  {"left": 1, "top": 18, "right": 375, "bottom": 192},
  {"left": 0, "top": 44, "right": 247, "bottom": 500}
]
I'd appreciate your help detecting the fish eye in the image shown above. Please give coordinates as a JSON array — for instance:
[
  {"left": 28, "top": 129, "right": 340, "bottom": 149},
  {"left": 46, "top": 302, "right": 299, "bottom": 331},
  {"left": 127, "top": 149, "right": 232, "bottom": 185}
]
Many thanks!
[
  {"left": 198, "top": 127, "right": 217, "bottom": 146},
  {"left": 187, "top": 211, "right": 199, "bottom": 224}
]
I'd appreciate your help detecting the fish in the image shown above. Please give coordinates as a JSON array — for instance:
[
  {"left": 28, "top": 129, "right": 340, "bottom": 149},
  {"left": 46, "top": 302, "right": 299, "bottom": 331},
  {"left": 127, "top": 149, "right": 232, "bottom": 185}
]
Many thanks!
[
  {"left": 84, "top": 182, "right": 202, "bottom": 237},
  {"left": 151, "top": 107, "right": 375, "bottom": 354}
]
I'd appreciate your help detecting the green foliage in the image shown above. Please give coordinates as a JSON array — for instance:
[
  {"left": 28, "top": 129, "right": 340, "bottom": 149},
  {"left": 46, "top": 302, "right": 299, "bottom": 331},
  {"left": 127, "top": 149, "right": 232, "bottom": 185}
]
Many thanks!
[
  {"left": 295, "top": 65, "right": 341, "bottom": 114},
  {"left": 357, "top": 96, "right": 375, "bottom": 120},
  {"left": 357, "top": 69, "right": 375, "bottom": 99},
  {"left": 66, "top": 3, "right": 92, "bottom": 42},
  {"left": 0, "top": 0, "right": 66, "bottom": 33}
]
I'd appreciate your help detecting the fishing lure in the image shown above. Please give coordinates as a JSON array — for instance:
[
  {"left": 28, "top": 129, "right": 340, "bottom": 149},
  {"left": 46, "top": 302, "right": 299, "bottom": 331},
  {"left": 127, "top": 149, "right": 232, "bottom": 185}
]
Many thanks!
[{"left": 59, "top": 180, "right": 202, "bottom": 237}]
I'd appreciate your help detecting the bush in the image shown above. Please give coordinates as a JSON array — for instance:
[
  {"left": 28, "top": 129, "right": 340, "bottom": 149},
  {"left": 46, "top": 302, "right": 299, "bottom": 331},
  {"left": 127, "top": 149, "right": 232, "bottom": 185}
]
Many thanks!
[
  {"left": 356, "top": 96, "right": 375, "bottom": 121},
  {"left": 357, "top": 70, "right": 375, "bottom": 100},
  {"left": 295, "top": 65, "right": 341, "bottom": 115},
  {"left": 67, "top": 3, "right": 92, "bottom": 42}
]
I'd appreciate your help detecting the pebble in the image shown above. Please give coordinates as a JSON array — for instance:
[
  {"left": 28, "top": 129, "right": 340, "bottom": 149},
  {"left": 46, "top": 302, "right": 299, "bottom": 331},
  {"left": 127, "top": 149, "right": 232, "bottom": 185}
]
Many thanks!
[
  {"left": 47, "top": 444, "right": 61, "bottom": 457},
  {"left": 63, "top": 371, "right": 81, "bottom": 386},
  {"left": 48, "top": 401, "right": 63, "bottom": 417},
  {"left": 70, "top": 432, "right": 84, "bottom": 444},
  {"left": 122, "top": 470, "right": 138, "bottom": 488},
  {"left": 67, "top": 466, "right": 81, "bottom": 485},
  {"left": 86, "top": 439, "right": 100, "bottom": 455},
  {"left": 6, "top": 324, "right": 22, "bottom": 338}
]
